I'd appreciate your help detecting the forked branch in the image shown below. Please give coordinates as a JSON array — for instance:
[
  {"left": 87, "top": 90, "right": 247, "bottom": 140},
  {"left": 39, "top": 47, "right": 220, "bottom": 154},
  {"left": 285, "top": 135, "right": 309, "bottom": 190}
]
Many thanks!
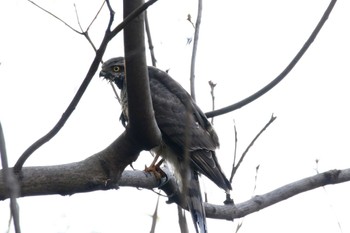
[{"left": 14, "top": 0, "right": 158, "bottom": 172}]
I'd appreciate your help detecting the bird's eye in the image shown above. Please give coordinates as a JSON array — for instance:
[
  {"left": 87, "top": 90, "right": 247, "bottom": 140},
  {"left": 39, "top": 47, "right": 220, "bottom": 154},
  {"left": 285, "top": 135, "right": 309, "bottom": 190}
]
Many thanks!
[{"left": 113, "top": 66, "right": 120, "bottom": 72}]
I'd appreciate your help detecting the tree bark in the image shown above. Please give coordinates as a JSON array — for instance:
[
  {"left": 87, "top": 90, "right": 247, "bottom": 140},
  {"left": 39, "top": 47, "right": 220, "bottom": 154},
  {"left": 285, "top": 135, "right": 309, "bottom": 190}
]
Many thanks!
[{"left": 1, "top": 150, "right": 349, "bottom": 221}]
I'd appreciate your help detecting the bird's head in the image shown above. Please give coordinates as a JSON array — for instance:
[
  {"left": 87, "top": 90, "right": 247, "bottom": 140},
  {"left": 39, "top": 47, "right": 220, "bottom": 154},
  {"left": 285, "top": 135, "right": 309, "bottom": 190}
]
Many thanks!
[{"left": 99, "top": 57, "right": 125, "bottom": 89}]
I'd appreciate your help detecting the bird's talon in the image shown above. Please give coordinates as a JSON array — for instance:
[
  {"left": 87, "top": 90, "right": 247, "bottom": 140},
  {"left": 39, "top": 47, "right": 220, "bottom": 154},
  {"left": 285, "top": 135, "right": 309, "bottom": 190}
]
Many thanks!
[
  {"left": 224, "top": 193, "right": 234, "bottom": 205},
  {"left": 144, "top": 164, "right": 166, "bottom": 180}
]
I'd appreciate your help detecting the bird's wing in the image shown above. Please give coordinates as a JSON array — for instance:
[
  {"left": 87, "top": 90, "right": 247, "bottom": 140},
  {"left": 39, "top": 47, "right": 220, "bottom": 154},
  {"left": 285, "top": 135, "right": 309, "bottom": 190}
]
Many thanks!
[
  {"left": 148, "top": 67, "right": 231, "bottom": 191},
  {"left": 148, "top": 67, "right": 219, "bottom": 151}
]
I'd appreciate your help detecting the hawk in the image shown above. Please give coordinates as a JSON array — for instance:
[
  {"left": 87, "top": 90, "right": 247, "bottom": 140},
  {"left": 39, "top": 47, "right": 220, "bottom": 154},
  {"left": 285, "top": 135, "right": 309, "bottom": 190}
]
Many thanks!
[{"left": 100, "top": 57, "right": 232, "bottom": 233}]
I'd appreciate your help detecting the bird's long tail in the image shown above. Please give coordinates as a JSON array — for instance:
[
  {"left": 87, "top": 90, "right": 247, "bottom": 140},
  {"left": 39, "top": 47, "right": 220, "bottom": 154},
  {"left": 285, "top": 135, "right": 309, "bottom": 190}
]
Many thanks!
[{"left": 187, "top": 170, "right": 207, "bottom": 233}]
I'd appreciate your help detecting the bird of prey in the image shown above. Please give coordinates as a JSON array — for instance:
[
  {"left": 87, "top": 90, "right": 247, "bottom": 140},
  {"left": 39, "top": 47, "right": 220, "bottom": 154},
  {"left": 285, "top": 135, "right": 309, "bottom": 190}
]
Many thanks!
[{"left": 100, "top": 57, "right": 232, "bottom": 233}]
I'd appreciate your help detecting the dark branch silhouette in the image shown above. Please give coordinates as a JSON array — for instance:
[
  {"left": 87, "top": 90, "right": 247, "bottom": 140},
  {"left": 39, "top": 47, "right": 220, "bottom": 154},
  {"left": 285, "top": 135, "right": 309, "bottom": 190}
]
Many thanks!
[
  {"left": 27, "top": 0, "right": 81, "bottom": 34},
  {"left": 230, "top": 114, "right": 277, "bottom": 182},
  {"left": 14, "top": 0, "right": 158, "bottom": 172},
  {"left": 123, "top": 0, "right": 161, "bottom": 149},
  {"left": 205, "top": 0, "right": 337, "bottom": 118},
  {"left": 145, "top": 11, "right": 157, "bottom": 67},
  {"left": 13, "top": 1, "right": 115, "bottom": 173}
]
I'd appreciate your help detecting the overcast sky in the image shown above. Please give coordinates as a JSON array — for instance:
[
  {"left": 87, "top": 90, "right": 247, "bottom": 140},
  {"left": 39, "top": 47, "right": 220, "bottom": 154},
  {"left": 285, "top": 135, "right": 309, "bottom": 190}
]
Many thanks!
[{"left": 1, "top": 0, "right": 350, "bottom": 232}]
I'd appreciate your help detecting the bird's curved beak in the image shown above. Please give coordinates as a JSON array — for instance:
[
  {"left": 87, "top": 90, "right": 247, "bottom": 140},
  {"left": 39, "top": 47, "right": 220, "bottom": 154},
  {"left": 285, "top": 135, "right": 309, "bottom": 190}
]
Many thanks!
[{"left": 99, "top": 70, "right": 106, "bottom": 78}]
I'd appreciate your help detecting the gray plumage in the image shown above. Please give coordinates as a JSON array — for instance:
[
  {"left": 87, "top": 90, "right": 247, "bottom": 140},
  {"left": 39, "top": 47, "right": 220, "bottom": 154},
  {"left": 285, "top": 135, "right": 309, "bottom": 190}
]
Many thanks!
[{"left": 100, "top": 57, "right": 232, "bottom": 233}]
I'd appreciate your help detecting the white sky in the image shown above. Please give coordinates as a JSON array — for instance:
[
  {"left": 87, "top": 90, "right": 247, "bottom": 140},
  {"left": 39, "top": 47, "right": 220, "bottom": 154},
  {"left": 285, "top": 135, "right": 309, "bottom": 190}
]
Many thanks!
[{"left": 1, "top": 0, "right": 350, "bottom": 232}]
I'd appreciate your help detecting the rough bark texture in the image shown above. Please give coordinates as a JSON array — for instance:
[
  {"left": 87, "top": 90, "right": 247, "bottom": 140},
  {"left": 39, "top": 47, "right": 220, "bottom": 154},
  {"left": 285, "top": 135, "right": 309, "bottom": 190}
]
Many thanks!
[{"left": 1, "top": 155, "right": 350, "bottom": 221}]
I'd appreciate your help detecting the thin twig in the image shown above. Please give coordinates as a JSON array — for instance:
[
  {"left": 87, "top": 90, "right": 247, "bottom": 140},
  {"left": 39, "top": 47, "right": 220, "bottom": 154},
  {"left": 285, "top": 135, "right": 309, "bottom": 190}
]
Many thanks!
[
  {"left": 230, "top": 119, "right": 238, "bottom": 183},
  {"left": 110, "top": 82, "right": 121, "bottom": 103},
  {"left": 27, "top": 0, "right": 82, "bottom": 34},
  {"left": 74, "top": 1, "right": 106, "bottom": 52},
  {"left": 205, "top": 0, "right": 337, "bottom": 118},
  {"left": 187, "top": 14, "right": 195, "bottom": 29},
  {"left": 74, "top": 4, "right": 84, "bottom": 32},
  {"left": 230, "top": 114, "right": 276, "bottom": 181},
  {"left": 252, "top": 164, "right": 260, "bottom": 196},
  {"left": 145, "top": 11, "right": 157, "bottom": 67},
  {"left": 0, "top": 123, "right": 21, "bottom": 233},
  {"left": 208, "top": 80, "right": 216, "bottom": 124},
  {"left": 234, "top": 221, "right": 243, "bottom": 233},
  {"left": 189, "top": 0, "right": 203, "bottom": 101},
  {"left": 149, "top": 194, "right": 160, "bottom": 233},
  {"left": 87, "top": 0, "right": 106, "bottom": 32},
  {"left": 28, "top": 0, "right": 103, "bottom": 52}
]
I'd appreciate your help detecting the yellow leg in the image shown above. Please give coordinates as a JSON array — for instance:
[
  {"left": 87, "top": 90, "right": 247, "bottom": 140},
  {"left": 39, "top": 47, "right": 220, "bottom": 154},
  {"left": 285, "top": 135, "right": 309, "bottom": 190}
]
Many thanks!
[{"left": 144, "top": 155, "right": 165, "bottom": 179}]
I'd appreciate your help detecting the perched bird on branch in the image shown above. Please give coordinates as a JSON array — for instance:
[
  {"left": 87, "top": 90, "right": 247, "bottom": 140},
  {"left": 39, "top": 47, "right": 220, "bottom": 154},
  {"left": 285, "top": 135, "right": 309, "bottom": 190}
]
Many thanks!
[{"left": 100, "top": 57, "right": 232, "bottom": 233}]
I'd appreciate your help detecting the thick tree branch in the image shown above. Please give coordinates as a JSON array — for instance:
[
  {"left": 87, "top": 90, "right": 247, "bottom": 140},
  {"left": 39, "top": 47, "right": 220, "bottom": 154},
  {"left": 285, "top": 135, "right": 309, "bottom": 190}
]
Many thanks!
[
  {"left": 2, "top": 149, "right": 350, "bottom": 221},
  {"left": 205, "top": 0, "right": 337, "bottom": 118},
  {"left": 2, "top": 132, "right": 143, "bottom": 200},
  {"left": 205, "top": 169, "right": 350, "bottom": 220},
  {"left": 109, "top": 0, "right": 158, "bottom": 39},
  {"left": 123, "top": 0, "right": 161, "bottom": 150}
]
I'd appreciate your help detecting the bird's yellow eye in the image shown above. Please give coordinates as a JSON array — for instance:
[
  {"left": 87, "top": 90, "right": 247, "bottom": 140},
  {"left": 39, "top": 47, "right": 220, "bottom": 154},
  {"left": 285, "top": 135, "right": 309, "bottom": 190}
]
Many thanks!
[{"left": 112, "top": 66, "right": 120, "bottom": 72}]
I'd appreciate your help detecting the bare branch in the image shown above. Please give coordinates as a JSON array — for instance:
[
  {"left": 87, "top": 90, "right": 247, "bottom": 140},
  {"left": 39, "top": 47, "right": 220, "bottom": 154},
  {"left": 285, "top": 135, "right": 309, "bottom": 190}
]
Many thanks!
[
  {"left": 206, "top": 169, "right": 350, "bottom": 220},
  {"left": 109, "top": 82, "right": 121, "bottom": 103},
  {"left": 231, "top": 119, "right": 238, "bottom": 182},
  {"left": 13, "top": 1, "right": 117, "bottom": 172},
  {"left": 2, "top": 159, "right": 350, "bottom": 222},
  {"left": 189, "top": 0, "right": 203, "bottom": 101},
  {"left": 252, "top": 165, "right": 260, "bottom": 195},
  {"left": 208, "top": 80, "right": 216, "bottom": 124},
  {"left": 110, "top": 0, "right": 158, "bottom": 39},
  {"left": 27, "top": 0, "right": 82, "bottom": 34},
  {"left": 123, "top": 0, "right": 161, "bottom": 149},
  {"left": 86, "top": 1, "right": 106, "bottom": 32},
  {"left": 187, "top": 14, "right": 195, "bottom": 29},
  {"left": 0, "top": 123, "right": 20, "bottom": 233},
  {"left": 230, "top": 114, "right": 276, "bottom": 181},
  {"left": 149, "top": 195, "right": 160, "bottom": 233},
  {"left": 205, "top": 0, "right": 337, "bottom": 118},
  {"left": 314, "top": 160, "right": 344, "bottom": 232},
  {"left": 28, "top": 0, "right": 105, "bottom": 53},
  {"left": 14, "top": 0, "right": 157, "bottom": 172},
  {"left": 4, "top": 131, "right": 145, "bottom": 200},
  {"left": 73, "top": 2, "right": 105, "bottom": 52},
  {"left": 74, "top": 4, "right": 84, "bottom": 32},
  {"left": 105, "top": 0, "right": 115, "bottom": 31},
  {"left": 145, "top": 11, "right": 157, "bottom": 67}
]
